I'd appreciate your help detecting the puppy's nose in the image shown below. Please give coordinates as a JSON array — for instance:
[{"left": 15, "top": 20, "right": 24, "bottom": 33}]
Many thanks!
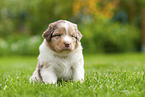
[{"left": 64, "top": 42, "right": 70, "bottom": 47}]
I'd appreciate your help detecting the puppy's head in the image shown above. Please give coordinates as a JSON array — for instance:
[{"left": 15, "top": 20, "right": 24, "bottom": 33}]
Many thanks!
[{"left": 42, "top": 20, "right": 82, "bottom": 53}]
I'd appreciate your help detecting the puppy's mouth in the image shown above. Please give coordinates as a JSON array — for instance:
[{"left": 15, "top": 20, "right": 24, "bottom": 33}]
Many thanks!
[
  {"left": 58, "top": 47, "right": 74, "bottom": 53},
  {"left": 61, "top": 47, "right": 72, "bottom": 52},
  {"left": 63, "top": 46, "right": 71, "bottom": 50}
]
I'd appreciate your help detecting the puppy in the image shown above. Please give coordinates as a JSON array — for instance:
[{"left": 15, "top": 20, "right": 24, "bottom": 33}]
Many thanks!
[{"left": 30, "top": 20, "right": 84, "bottom": 84}]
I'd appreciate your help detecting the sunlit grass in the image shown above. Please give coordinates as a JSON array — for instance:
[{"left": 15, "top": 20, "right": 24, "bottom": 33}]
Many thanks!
[{"left": 0, "top": 53, "right": 145, "bottom": 97}]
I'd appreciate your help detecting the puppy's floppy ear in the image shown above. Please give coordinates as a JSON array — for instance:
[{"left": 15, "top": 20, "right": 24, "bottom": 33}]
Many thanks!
[
  {"left": 42, "top": 22, "right": 56, "bottom": 41},
  {"left": 74, "top": 24, "right": 82, "bottom": 41}
]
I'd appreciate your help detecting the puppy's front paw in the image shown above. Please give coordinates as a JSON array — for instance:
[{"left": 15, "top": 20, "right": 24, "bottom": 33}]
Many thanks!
[{"left": 29, "top": 76, "right": 37, "bottom": 83}]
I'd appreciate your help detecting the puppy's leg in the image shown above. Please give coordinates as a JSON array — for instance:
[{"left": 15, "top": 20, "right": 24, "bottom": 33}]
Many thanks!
[
  {"left": 72, "top": 64, "right": 84, "bottom": 83},
  {"left": 30, "top": 65, "right": 42, "bottom": 83},
  {"left": 40, "top": 67, "right": 57, "bottom": 84}
]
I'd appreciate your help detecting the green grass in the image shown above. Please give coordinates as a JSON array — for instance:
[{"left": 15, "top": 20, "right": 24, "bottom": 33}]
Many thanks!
[{"left": 0, "top": 53, "right": 145, "bottom": 97}]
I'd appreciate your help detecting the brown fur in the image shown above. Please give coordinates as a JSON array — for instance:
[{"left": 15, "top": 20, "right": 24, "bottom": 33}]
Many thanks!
[{"left": 42, "top": 20, "right": 82, "bottom": 53}]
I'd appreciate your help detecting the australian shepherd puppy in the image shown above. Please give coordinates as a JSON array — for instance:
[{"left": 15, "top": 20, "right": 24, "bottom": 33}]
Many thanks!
[{"left": 30, "top": 20, "right": 84, "bottom": 84}]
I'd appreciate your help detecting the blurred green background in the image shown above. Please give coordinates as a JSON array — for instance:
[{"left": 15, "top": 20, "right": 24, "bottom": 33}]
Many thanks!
[{"left": 0, "top": 0, "right": 145, "bottom": 56}]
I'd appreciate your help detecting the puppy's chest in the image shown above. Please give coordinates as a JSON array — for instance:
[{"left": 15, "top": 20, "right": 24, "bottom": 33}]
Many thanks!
[{"left": 52, "top": 58, "right": 74, "bottom": 79}]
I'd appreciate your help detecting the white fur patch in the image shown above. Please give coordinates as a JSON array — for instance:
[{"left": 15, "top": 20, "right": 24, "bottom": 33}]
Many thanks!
[
  {"left": 64, "top": 22, "right": 68, "bottom": 34},
  {"left": 30, "top": 40, "right": 84, "bottom": 84},
  {"left": 63, "top": 36, "right": 71, "bottom": 43}
]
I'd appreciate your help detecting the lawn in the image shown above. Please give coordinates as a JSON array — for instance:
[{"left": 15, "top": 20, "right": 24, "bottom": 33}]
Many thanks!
[{"left": 0, "top": 53, "right": 145, "bottom": 97}]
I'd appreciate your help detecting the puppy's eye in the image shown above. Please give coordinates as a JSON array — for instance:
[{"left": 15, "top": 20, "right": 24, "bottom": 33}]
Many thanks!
[
  {"left": 55, "top": 34, "right": 61, "bottom": 36},
  {"left": 52, "top": 34, "right": 61, "bottom": 37},
  {"left": 71, "top": 35, "right": 75, "bottom": 37},
  {"left": 71, "top": 35, "right": 77, "bottom": 39}
]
